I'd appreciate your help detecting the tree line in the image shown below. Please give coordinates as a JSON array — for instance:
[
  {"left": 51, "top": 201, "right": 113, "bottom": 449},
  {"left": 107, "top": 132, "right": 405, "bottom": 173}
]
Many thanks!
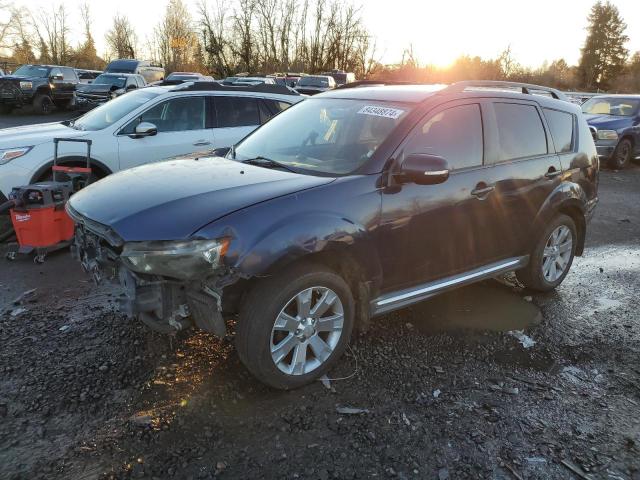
[
  {"left": 0, "top": 0, "right": 637, "bottom": 93},
  {"left": 0, "top": 0, "right": 376, "bottom": 78}
]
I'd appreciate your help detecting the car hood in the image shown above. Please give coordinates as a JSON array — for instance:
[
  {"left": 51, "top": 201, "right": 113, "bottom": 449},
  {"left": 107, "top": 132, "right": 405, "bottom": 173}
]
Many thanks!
[
  {"left": 68, "top": 157, "right": 335, "bottom": 242},
  {"left": 0, "top": 75, "right": 41, "bottom": 82},
  {"left": 583, "top": 114, "right": 631, "bottom": 131},
  {"left": 0, "top": 122, "right": 88, "bottom": 149}
]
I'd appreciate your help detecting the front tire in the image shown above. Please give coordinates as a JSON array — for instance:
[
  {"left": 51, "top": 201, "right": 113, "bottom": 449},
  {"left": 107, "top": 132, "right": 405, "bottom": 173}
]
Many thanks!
[
  {"left": 609, "top": 138, "right": 632, "bottom": 170},
  {"left": 236, "top": 262, "right": 354, "bottom": 389},
  {"left": 33, "top": 94, "right": 54, "bottom": 115},
  {"left": 516, "top": 214, "right": 577, "bottom": 292}
]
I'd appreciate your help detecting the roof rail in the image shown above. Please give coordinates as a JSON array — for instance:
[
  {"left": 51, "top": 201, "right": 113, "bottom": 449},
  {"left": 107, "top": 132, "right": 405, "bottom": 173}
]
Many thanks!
[
  {"left": 336, "top": 80, "right": 425, "bottom": 90},
  {"left": 171, "top": 81, "right": 300, "bottom": 96},
  {"left": 446, "top": 80, "right": 569, "bottom": 101}
]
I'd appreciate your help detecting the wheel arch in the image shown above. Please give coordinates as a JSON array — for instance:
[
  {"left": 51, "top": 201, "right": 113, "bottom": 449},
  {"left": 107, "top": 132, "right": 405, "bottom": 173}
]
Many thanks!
[
  {"left": 222, "top": 214, "right": 382, "bottom": 332},
  {"left": 532, "top": 183, "right": 588, "bottom": 256},
  {"left": 31, "top": 156, "right": 113, "bottom": 183}
]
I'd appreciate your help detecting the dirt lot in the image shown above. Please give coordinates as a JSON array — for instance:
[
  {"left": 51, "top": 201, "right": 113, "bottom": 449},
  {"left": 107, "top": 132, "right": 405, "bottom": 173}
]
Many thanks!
[{"left": 1, "top": 163, "right": 640, "bottom": 480}]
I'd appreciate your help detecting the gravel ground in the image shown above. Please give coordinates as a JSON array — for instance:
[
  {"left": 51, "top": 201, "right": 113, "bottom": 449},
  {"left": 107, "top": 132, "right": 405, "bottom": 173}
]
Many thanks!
[{"left": 1, "top": 166, "right": 639, "bottom": 480}]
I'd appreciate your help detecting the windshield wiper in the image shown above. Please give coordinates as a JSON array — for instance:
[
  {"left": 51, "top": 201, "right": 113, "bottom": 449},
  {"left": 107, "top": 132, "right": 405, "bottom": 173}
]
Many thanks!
[{"left": 241, "top": 156, "right": 297, "bottom": 173}]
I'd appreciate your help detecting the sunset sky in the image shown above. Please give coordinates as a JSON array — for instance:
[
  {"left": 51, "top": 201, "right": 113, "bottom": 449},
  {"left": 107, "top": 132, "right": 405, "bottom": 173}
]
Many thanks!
[{"left": 8, "top": 0, "right": 640, "bottom": 67}]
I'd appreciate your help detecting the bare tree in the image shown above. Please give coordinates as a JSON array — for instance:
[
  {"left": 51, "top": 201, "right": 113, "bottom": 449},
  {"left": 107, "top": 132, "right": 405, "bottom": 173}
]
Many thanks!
[
  {"left": 199, "top": 0, "right": 234, "bottom": 76},
  {"left": 155, "top": 0, "right": 197, "bottom": 72},
  {"left": 32, "top": 4, "right": 71, "bottom": 65},
  {"left": 105, "top": 14, "right": 137, "bottom": 59}
]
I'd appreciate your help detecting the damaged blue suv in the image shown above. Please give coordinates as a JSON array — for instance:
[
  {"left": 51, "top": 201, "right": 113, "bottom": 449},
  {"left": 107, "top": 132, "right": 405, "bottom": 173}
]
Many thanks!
[{"left": 68, "top": 81, "right": 599, "bottom": 389}]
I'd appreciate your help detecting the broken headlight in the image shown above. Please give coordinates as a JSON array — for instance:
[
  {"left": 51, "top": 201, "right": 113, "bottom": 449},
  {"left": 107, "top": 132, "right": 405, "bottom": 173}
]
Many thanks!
[{"left": 120, "top": 238, "right": 230, "bottom": 280}]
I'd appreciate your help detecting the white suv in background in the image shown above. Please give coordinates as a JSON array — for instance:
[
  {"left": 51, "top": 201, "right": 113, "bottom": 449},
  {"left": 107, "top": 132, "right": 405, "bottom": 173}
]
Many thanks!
[{"left": 0, "top": 83, "right": 302, "bottom": 203}]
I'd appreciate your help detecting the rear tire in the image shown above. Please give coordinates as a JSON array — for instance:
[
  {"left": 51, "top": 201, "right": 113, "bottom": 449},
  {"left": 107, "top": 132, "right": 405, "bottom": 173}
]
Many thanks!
[
  {"left": 236, "top": 262, "right": 354, "bottom": 389},
  {"left": 516, "top": 214, "right": 577, "bottom": 292},
  {"left": 33, "top": 94, "right": 54, "bottom": 115},
  {"left": 609, "top": 138, "right": 632, "bottom": 170}
]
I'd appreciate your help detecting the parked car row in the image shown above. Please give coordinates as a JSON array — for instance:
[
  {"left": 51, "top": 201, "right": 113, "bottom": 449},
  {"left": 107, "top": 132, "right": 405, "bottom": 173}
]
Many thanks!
[{"left": 0, "top": 82, "right": 302, "bottom": 203}]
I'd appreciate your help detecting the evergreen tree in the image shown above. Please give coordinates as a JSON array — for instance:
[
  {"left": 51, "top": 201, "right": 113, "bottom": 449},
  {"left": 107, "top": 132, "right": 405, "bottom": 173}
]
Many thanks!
[{"left": 578, "top": 1, "right": 628, "bottom": 90}]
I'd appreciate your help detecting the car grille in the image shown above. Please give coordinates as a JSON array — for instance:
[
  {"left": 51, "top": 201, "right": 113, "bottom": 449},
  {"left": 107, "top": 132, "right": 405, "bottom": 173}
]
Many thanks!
[
  {"left": 66, "top": 204, "right": 124, "bottom": 248},
  {"left": 0, "top": 79, "right": 21, "bottom": 98},
  {"left": 77, "top": 92, "right": 109, "bottom": 101}
]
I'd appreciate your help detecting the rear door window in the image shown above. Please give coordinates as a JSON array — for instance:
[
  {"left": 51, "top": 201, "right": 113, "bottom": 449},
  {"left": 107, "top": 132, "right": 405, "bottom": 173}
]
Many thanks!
[
  {"left": 404, "top": 103, "right": 484, "bottom": 170},
  {"left": 215, "top": 97, "right": 260, "bottom": 127},
  {"left": 543, "top": 108, "right": 574, "bottom": 153},
  {"left": 493, "top": 103, "right": 547, "bottom": 161}
]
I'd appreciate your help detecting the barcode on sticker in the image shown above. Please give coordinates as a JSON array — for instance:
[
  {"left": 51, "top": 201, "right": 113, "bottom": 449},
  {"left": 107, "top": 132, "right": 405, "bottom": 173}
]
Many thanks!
[{"left": 357, "top": 105, "right": 405, "bottom": 119}]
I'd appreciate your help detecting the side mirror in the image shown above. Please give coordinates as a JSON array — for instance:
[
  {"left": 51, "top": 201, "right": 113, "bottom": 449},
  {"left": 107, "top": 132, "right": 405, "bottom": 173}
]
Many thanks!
[
  {"left": 398, "top": 153, "right": 450, "bottom": 185},
  {"left": 211, "top": 146, "right": 230, "bottom": 157},
  {"left": 50, "top": 74, "right": 63, "bottom": 82},
  {"left": 131, "top": 122, "right": 157, "bottom": 138}
]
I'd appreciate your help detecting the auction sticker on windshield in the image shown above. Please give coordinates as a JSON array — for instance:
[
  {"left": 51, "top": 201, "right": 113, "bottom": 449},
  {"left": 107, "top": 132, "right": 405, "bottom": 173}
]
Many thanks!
[{"left": 357, "top": 105, "right": 405, "bottom": 119}]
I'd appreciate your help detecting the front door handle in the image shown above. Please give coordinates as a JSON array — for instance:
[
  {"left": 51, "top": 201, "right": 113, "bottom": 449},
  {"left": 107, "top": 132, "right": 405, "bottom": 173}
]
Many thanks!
[
  {"left": 471, "top": 185, "right": 495, "bottom": 197},
  {"left": 544, "top": 168, "right": 562, "bottom": 179},
  {"left": 193, "top": 140, "right": 212, "bottom": 147}
]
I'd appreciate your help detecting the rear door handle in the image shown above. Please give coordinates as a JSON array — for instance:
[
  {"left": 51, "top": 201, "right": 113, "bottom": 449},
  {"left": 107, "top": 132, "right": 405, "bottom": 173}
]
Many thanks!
[
  {"left": 193, "top": 140, "right": 211, "bottom": 147},
  {"left": 471, "top": 185, "right": 495, "bottom": 197},
  {"left": 545, "top": 168, "right": 562, "bottom": 179}
]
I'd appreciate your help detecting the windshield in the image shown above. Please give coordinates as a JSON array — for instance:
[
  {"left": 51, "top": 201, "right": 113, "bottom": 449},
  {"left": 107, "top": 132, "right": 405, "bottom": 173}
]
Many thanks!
[
  {"left": 582, "top": 97, "right": 640, "bottom": 117},
  {"left": 298, "top": 76, "right": 329, "bottom": 87},
  {"left": 13, "top": 65, "right": 49, "bottom": 78},
  {"left": 233, "top": 98, "right": 411, "bottom": 175},
  {"left": 73, "top": 89, "right": 162, "bottom": 131},
  {"left": 93, "top": 74, "right": 127, "bottom": 88}
]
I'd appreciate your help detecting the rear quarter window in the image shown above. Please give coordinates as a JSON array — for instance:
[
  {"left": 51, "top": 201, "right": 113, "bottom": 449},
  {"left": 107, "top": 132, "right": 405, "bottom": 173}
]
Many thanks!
[
  {"left": 494, "top": 103, "right": 547, "bottom": 161},
  {"left": 543, "top": 108, "right": 574, "bottom": 153}
]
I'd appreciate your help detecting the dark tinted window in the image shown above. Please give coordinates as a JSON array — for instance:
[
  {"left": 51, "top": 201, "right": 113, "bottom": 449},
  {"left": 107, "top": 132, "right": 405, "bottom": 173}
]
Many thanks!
[
  {"left": 123, "top": 96, "right": 206, "bottom": 133},
  {"left": 543, "top": 108, "right": 574, "bottom": 153},
  {"left": 258, "top": 99, "right": 291, "bottom": 123},
  {"left": 50, "top": 67, "right": 62, "bottom": 79},
  {"left": 215, "top": 97, "right": 259, "bottom": 127},
  {"left": 405, "top": 104, "right": 483, "bottom": 170},
  {"left": 494, "top": 103, "right": 547, "bottom": 161}
]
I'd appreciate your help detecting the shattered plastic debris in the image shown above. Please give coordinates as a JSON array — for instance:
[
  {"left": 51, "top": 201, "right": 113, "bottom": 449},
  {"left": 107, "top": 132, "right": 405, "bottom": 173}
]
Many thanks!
[
  {"left": 336, "top": 406, "right": 369, "bottom": 415},
  {"left": 560, "top": 366, "right": 586, "bottom": 384},
  {"left": 58, "top": 325, "right": 70, "bottom": 332},
  {"left": 10, "top": 307, "right": 27, "bottom": 317},
  {"left": 508, "top": 330, "right": 536, "bottom": 348},
  {"left": 319, "top": 375, "right": 331, "bottom": 390},
  {"left": 433, "top": 389, "right": 441, "bottom": 398}
]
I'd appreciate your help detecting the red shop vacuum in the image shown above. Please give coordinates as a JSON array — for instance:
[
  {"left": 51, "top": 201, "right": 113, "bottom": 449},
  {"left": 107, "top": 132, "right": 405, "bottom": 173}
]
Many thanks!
[{"left": 2, "top": 138, "right": 92, "bottom": 263}]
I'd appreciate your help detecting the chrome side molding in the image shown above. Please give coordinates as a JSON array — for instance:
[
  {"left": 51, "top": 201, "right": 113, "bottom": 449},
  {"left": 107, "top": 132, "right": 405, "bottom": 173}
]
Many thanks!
[{"left": 370, "top": 256, "right": 529, "bottom": 316}]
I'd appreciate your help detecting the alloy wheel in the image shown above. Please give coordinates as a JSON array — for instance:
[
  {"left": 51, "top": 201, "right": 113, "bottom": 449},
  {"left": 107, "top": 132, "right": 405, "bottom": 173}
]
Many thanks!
[
  {"left": 541, "top": 225, "right": 573, "bottom": 282},
  {"left": 270, "top": 286, "right": 344, "bottom": 375}
]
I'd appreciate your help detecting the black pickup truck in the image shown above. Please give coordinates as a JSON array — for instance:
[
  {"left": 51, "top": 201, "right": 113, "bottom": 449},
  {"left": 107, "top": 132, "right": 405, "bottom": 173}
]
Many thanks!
[{"left": 0, "top": 64, "right": 79, "bottom": 114}]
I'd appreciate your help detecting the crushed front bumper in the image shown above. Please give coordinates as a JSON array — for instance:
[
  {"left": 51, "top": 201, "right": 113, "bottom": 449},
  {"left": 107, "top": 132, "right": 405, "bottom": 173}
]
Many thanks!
[{"left": 69, "top": 209, "right": 230, "bottom": 336}]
